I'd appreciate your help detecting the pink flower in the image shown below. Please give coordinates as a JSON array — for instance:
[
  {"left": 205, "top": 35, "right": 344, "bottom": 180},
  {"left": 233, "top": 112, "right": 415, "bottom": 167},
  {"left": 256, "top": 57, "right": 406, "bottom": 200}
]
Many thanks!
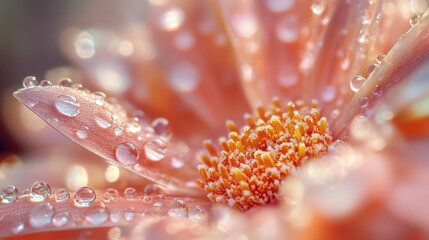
[{"left": 2, "top": 0, "right": 429, "bottom": 239}]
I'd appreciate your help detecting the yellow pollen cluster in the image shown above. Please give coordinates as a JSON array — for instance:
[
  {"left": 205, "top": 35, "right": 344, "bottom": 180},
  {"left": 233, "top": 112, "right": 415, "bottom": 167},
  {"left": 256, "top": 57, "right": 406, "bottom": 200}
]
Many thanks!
[{"left": 196, "top": 98, "right": 333, "bottom": 211}]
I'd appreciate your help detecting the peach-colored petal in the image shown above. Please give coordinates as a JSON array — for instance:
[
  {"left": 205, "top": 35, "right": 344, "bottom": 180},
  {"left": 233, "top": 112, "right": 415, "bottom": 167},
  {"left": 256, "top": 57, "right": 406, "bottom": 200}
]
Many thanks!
[
  {"left": 333, "top": 10, "right": 429, "bottom": 138},
  {"left": 14, "top": 85, "right": 204, "bottom": 196}
]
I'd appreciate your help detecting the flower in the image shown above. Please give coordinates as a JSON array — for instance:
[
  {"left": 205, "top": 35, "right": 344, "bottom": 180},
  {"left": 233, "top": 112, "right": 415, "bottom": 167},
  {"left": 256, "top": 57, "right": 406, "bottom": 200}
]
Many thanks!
[{"left": 2, "top": 0, "right": 429, "bottom": 239}]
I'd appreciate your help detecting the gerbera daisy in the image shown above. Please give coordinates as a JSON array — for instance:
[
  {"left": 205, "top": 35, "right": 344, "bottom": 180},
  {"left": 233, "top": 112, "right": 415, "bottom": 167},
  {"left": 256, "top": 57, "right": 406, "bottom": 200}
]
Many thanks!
[{"left": 1, "top": 0, "right": 429, "bottom": 239}]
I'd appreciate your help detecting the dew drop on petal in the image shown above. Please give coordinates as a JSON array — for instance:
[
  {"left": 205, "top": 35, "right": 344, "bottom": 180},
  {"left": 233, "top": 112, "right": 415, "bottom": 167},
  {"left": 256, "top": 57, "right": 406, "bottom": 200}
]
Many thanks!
[
  {"left": 151, "top": 118, "right": 172, "bottom": 140},
  {"left": 114, "top": 127, "right": 123, "bottom": 137},
  {"left": 410, "top": 14, "right": 421, "bottom": 26},
  {"left": 59, "top": 78, "right": 73, "bottom": 87},
  {"left": 144, "top": 138, "right": 167, "bottom": 161},
  {"left": 85, "top": 207, "right": 108, "bottom": 225},
  {"left": 23, "top": 76, "right": 38, "bottom": 88},
  {"left": 266, "top": 0, "right": 294, "bottom": 13},
  {"left": 375, "top": 54, "right": 386, "bottom": 64},
  {"left": 95, "top": 116, "right": 112, "bottom": 129},
  {"left": 168, "top": 198, "right": 188, "bottom": 218},
  {"left": 311, "top": 0, "right": 327, "bottom": 15},
  {"left": 74, "top": 187, "right": 96, "bottom": 207},
  {"left": 11, "top": 222, "right": 24, "bottom": 234},
  {"left": 123, "top": 209, "right": 135, "bottom": 221},
  {"left": 55, "top": 95, "right": 80, "bottom": 117},
  {"left": 55, "top": 188, "right": 70, "bottom": 202},
  {"left": 188, "top": 206, "right": 207, "bottom": 221},
  {"left": 53, "top": 211, "right": 70, "bottom": 227},
  {"left": 29, "top": 181, "right": 51, "bottom": 202},
  {"left": 124, "top": 187, "right": 137, "bottom": 199},
  {"left": 115, "top": 142, "right": 139, "bottom": 166},
  {"left": 144, "top": 184, "right": 162, "bottom": 195},
  {"left": 1, "top": 185, "right": 18, "bottom": 203},
  {"left": 350, "top": 76, "right": 365, "bottom": 92},
  {"left": 152, "top": 194, "right": 166, "bottom": 207},
  {"left": 76, "top": 126, "right": 89, "bottom": 139},
  {"left": 39, "top": 80, "right": 53, "bottom": 87},
  {"left": 358, "top": 96, "right": 369, "bottom": 108},
  {"left": 29, "top": 203, "right": 55, "bottom": 228}
]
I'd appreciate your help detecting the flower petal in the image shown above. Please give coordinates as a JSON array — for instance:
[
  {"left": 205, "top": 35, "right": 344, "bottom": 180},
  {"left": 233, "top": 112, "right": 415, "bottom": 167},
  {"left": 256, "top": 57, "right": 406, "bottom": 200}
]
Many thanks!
[
  {"left": 14, "top": 85, "right": 204, "bottom": 195},
  {"left": 333, "top": 10, "right": 429, "bottom": 138}
]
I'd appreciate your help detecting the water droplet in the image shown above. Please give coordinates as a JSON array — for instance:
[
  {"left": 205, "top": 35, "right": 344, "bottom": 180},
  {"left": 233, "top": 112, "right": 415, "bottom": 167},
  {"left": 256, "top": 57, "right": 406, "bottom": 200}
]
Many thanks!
[
  {"left": 133, "top": 163, "right": 143, "bottom": 171},
  {"left": 124, "top": 187, "right": 138, "bottom": 200},
  {"left": 23, "top": 76, "right": 38, "bottom": 88},
  {"left": 59, "top": 78, "right": 73, "bottom": 87},
  {"left": 29, "top": 203, "right": 54, "bottom": 228},
  {"left": 144, "top": 138, "right": 167, "bottom": 161},
  {"left": 72, "top": 83, "right": 83, "bottom": 90},
  {"left": 55, "top": 188, "right": 70, "bottom": 202},
  {"left": 29, "top": 181, "right": 51, "bottom": 202},
  {"left": 76, "top": 126, "right": 89, "bottom": 139},
  {"left": 11, "top": 222, "right": 24, "bottom": 234},
  {"left": 109, "top": 211, "right": 122, "bottom": 224},
  {"left": 1, "top": 185, "right": 18, "bottom": 203},
  {"left": 410, "top": 14, "right": 421, "bottom": 26},
  {"left": 102, "top": 188, "right": 119, "bottom": 203},
  {"left": 350, "top": 76, "right": 366, "bottom": 92},
  {"left": 188, "top": 206, "right": 207, "bottom": 221},
  {"left": 154, "top": 194, "right": 166, "bottom": 207},
  {"left": 74, "top": 187, "right": 96, "bottom": 207},
  {"left": 123, "top": 209, "right": 135, "bottom": 221},
  {"left": 311, "top": 0, "right": 327, "bottom": 15},
  {"left": 368, "top": 63, "right": 379, "bottom": 74},
  {"left": 55, "top": 95, "right": 80, "bottom": 117},
  {"left": 276, "top": 15, "right": 299, "bottom": 43},
  {"left": 95, "top": 116, "right": 112, "bottom": 129},
  {"left": 144, "top": 184, "right": 163, "bottom": 195},
  {"left": 160, "top": 8, "right": 185, "bottom": 31},
  {"left": 168, "top": 198, "right": 188, "bottom": 218},
  {"left": 115, "top": 142, "right": 139, "bottom": 166},
  {"left": 75, "top": 31, "right": 95, "bottom": 59},
  {"left": 94, "top": 91, "right": 106, "bottom": 107},
  {"left": 376, "top": 54, "right": 386, "bottom": 64},
  {"left": 266, "top": 0, "right": 294, "bottom": 13},
  {"left": 168, "top": 63, "right": 199, "bottom": 92},
  {"left": 321, "top": 85, "right": 336, "bottom": 102},
  {"left": 85, "top": 207, "right": 108, "bottom": 225},
  {"left": 39, "top": 80, "right": 52, "bottom": 87},
  {"left": 53, "top": 211, "right": 70, "bottom": 227},
  {"left": 151, "top": 118, "right": 172, "bottom": 140},
  {"left": 358, "top": 96, "right": 369, "bottom": 108},
  {"left": 114, "top": 127, "right": 123, "bottom": 137},
  {"left": 171, "top": 157, "right": 184, "bottom": 169}
]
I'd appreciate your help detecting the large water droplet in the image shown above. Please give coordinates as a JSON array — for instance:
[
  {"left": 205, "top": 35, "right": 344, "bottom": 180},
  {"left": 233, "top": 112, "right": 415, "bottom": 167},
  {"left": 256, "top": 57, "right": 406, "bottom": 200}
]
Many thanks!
[
  {"left": 39, "top": 80, "right": 52, "bottom": 87},
  {"left": 1, "top": 185, "right": 18, "bottom": 203},
  {"left": 74, "top": 187, "right": 96, "bottom": 207},
  {"left": 85, "top": 207, "right": 108, "bottom": 225},
  {"left": 59, "top": 78, "right": 73, "bottom": 87},
  {"left": 144, "top": 184, "right": 163, "bottom": 195},
  {"left": 29, "top": 203, "right": 55, "bottom": 228},
  {"left": 168, "top": 198, "right": 188, "bottom": 218},
  {"left": 76, "top": 126, "right": 89, "bottom": 139},
  {"left": 350, "top": 76, "right": 365, "bottom": 93},
  {"left": 151, "top": 118, "right": 172, "bottom": 140},
  {"left": 29, "top": 181, "right": 51, "bottom": 202},
  {"left": 23, "top": 76, "right": 38, "bottom": 88},
  {"left": 55, "top": 95, "right": 80, "bottom": 117},
  {"left": 115, "top": 142, "right": 139, "bottom": 166},
  {"left": 55, "top": 188, "right": 70, "bottom": 202},
  {"left": 144, "top": 138, "right": 167, "bottom": 161},
  {"left": 53, "top": 211, "right": 70, "bottom": 227}
]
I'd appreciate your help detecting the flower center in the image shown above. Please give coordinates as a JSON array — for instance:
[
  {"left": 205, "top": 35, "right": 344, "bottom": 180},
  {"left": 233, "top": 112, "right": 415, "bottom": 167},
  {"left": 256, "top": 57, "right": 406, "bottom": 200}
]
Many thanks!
[{"left": 196, "top": 98, "right": 333, "bottom": 211}]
